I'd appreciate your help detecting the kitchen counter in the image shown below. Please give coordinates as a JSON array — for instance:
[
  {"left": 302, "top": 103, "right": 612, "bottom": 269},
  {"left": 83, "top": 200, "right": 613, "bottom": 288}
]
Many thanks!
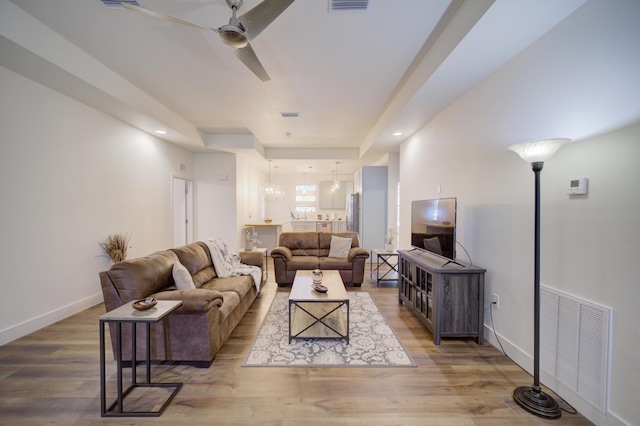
[
  {"left": 244, "top": 223, "right": 284, "bottom": 252},
  {"left": 290, "top": 220, "right": 345, "bottom": 223},
  {"left": 290, "top": 220, "right": 347, "bottom": 233}
]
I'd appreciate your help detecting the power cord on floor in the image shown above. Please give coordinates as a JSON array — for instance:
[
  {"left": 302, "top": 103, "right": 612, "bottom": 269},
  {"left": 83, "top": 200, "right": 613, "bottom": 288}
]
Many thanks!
[{"left": 489, "top": 301, "right": 578, "bottom": 415}]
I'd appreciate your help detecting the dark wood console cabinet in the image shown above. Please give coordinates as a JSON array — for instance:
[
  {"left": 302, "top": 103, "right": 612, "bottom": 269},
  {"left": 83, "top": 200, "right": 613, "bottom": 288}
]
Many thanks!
[{"left": 398, "top": 249, "right": 486, "bottom": 345}]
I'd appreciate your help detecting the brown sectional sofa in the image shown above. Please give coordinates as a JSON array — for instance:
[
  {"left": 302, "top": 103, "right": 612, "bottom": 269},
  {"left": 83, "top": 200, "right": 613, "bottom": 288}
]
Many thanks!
[
  {"left": 271, "top": 232, "right": 369, "bottom": 287},
  {"left": 99, "top": 241, "right": 265, "bottom": 368}
]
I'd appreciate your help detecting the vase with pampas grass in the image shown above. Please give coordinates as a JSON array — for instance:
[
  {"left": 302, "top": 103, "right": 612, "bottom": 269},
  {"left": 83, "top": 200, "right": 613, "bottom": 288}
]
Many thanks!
[{"left": 99, "top": 233, "right": 131, "bottom": 263}]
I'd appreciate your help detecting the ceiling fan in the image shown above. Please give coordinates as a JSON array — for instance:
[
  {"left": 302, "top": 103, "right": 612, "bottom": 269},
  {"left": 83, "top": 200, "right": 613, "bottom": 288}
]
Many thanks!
[{"left": 122, "top": 0, "right": 295, "bottom": 82}]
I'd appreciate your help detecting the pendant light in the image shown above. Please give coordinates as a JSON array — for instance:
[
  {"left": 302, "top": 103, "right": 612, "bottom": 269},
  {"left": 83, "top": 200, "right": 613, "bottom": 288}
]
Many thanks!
[
  {"left": 263, "top": 160, "right": 284, "bottom": 201},
  {"left": 274, "top": 165, "right": 285, "bottom": 200},
  {"left": 302, "top": 172, "right": 307, "bottom": 195},
  {"left": 332, "top": 162, "right": 340, "bottom": 192}
]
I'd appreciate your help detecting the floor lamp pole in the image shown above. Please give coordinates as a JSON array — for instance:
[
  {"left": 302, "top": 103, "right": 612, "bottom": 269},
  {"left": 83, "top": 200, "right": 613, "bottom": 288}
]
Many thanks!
[{"left": 512, "top": 161, "right": 562, "bottom": 419}]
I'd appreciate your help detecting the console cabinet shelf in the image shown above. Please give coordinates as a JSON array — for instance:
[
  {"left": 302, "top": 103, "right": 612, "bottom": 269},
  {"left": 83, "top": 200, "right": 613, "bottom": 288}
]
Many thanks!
[{"left": 398, "top": 250, "right": 486, "bottom": 345}]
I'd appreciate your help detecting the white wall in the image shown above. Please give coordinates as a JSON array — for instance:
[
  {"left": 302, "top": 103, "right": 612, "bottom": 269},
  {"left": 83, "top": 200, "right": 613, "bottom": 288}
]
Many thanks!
[
  {"left": 387, "top": 152, "right": 400, "bottom": 248},
  {"left": 193, "top": 152, "right": 237, "bottom": 246},
  {"left": 0, "top": 66, "right": 192, "bottom": 345},
  {"left": 398, "top": 1, "right": 640, "bottom": 424}
]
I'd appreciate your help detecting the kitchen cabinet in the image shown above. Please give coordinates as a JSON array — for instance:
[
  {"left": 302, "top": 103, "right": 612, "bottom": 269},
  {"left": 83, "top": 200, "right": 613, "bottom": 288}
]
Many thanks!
[
  {"left": 291, "top": 221, "right": 316, "bottom": 232},
  {"left": 319, "top": 181, "right": 347, "bottom": 209},
  {"left": 244, "top": 223, "right": 284, "bottom": 252},
  {"left": 333, "top": 220, "right": 347, "bottom": 233},
  {"left": 290, "top": 220, "right": 347, "bottom": 233}
]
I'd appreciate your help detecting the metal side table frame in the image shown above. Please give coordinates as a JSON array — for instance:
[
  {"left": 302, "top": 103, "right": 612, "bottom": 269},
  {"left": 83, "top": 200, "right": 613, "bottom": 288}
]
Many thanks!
[
  {"left": 100, "top": 300, "right": 183, "bottom": 417},
  {"left": 371, "top": 248, "right": 399, "bottom": 287}
]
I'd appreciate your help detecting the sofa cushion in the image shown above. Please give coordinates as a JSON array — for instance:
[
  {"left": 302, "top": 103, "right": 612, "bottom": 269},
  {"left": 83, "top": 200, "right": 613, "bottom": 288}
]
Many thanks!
[
  {"left": 106, "top": 250, "right": 178, "bottom": 302},
  {"left": 278, "top": 232, "right": 320, "bottom": 256},
  {"left": 217, "top": 290, "right": 241, "bottom": 323},
  {"left": 171, "top": 242, "right": 217, "bottom": 287},
  {"left": 286, "top": 256, "right": 320, "bottom": 270},
  {"left": 319, "top": 232, "right": 359, "bottom": 249},
  {"left": 173, "top": 261, "right": 196, "bottom": 289},
  {"left": 319, "top": 257, "right": 354, "bottom": 270},
  {"left": 328, "top": 235, "right": 352, "bottom": 258},
  {"left": 319, "top": 232, "right": 358, "bottom": 257},
  {"left": 202, "top": 275, "right": 254, "bottom": 301}
]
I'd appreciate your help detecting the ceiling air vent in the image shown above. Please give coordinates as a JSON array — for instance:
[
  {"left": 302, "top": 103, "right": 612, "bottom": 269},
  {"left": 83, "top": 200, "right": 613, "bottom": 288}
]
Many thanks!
[
  {"left": 99, "top": 0, "right": 141, "bottom": 8},
  {"left": 329, "top": 0, "right": 370, "bottom": 12}
]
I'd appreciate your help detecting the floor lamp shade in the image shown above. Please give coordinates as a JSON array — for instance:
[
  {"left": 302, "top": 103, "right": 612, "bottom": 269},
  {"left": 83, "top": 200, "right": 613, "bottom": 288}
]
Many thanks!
[
  {"left": 508, "top": 138, "right": 570, "bottom": 164},
  {"left": 508, "top": 138, "right": 569, "bottom": 419}
]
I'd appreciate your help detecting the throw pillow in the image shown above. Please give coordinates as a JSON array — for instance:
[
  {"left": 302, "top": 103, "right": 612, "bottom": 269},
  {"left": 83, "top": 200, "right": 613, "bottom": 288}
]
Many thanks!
[
  {"left": 328, "top": 235, "right": 352, "bottom": 259},
  {"left": 423, "top": 237, "right": 443, "bottom": 255},
  {"left": 173, "top": 261, "right": 196, "bottom": 289}
]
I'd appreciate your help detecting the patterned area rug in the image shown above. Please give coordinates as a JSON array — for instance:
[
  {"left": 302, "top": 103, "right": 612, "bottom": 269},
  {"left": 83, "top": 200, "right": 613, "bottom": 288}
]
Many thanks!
[{"left": 243, "top": 292, "right": 416, "bottom": 367}]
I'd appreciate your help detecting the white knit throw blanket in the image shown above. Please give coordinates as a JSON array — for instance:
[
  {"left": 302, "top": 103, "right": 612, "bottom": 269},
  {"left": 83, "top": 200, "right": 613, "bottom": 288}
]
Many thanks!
[{"left": 205, "top": 237, "right": 261, "bottom": 292}]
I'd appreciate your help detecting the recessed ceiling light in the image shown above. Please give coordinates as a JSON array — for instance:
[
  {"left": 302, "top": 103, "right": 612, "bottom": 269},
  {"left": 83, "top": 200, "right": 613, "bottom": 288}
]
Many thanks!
[
  {"left": 155, "top": 129, "right": 167, "bottom": 135},
  {"left": 392, "top": 131, "right": 403, "bottom": 136}
]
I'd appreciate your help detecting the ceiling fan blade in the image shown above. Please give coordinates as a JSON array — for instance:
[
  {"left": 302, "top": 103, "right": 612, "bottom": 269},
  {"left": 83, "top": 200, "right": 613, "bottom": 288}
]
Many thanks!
[
  {"left": 239, "top": 0, "right": 295, "bottom": 41},
  {"left": 122, "top": 3, "right": 216, "bottom": 33},
  {"left": 234, "top": 43, "right": 271, "bottom": 82}
]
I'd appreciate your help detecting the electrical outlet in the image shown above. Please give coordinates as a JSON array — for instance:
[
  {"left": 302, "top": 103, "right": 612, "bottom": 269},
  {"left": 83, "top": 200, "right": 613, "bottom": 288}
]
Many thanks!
[{"left": 492, "top": 293, "right": 500, "bottom": 309}]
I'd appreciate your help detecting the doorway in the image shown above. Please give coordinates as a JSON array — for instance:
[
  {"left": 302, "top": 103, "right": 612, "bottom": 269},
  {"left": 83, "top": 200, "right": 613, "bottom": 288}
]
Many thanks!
[{"left": 172, "top": 176, "right": 193, "bottom": 247}]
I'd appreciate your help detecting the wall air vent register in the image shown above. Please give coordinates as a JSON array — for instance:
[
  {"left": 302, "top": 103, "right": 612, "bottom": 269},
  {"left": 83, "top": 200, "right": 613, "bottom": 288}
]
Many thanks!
[
  {"left": 540, "top": 285, "right": 612, "bottom": 414},
  {"left": 99, "top": 0, "right": 141, "bottom": 8},
  {"left": 329, "top": 0, "right": 370, "bottom": 12}
]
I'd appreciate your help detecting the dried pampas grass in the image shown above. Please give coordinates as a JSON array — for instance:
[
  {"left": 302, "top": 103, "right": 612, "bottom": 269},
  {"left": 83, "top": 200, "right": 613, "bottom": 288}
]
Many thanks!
[{"left": 99, "top": 233, "right": 131, "bottom": 263}]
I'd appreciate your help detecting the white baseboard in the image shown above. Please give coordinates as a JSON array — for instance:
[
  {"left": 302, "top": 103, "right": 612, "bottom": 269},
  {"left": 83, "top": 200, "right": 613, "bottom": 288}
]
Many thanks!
[
  {"left": 483, "top": 324, "right": 626, "bottom": 426},
  {"left": 0, "top": 293, "right": 104, "bottom": 346}
]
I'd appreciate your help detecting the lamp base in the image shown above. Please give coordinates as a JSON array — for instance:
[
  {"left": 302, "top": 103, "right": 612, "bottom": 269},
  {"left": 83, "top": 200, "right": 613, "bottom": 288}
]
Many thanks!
[{"left": 513, "top": 386, "right": 561, "bottom": 419}]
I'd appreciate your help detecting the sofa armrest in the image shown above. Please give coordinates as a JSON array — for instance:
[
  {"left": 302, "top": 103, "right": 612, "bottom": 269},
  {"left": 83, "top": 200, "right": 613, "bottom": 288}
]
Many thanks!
[
  {"left": 271, "top": 246, "right": 292, "bottom": 261},
  {"left": 348, "top": 247, "right": 370, "bottom": 261},
  {"left": 239, "top": 250, "right": 264, "bottom": 268},
  {"left": 154, "top": 288, "right": 224, "bottom": 314}
]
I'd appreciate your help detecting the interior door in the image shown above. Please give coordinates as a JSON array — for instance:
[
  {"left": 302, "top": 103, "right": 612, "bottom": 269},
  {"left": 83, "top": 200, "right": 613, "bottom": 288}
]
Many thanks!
[{"left": 172, "top": 177, "right": 193, "bottom": 247}]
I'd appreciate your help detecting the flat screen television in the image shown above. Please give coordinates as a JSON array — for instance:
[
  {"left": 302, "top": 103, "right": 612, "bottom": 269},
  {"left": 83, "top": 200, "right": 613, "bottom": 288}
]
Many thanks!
[{"left": 411, "top": 198, "right": 457, "bottom": 261}]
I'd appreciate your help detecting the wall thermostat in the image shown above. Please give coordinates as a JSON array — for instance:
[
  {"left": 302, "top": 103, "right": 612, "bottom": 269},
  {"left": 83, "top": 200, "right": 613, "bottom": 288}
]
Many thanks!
[{"left": 567, "top": 177, "right": 588, "bottom": 195}]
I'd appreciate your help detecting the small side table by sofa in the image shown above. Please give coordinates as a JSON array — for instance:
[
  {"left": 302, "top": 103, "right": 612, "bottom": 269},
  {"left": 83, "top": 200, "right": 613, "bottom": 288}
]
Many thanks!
[
  {"left": 100, "top": 300, "right": 183, "bottom": 417},
  {"left": 371, "top": 248, "right": 399, "bottom": 287}
]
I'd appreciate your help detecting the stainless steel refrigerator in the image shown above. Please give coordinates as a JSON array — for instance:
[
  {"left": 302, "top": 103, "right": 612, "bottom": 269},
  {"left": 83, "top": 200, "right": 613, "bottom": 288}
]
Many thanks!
[{"left": 346, "top": 193, "right": 360, "bottom": 234}]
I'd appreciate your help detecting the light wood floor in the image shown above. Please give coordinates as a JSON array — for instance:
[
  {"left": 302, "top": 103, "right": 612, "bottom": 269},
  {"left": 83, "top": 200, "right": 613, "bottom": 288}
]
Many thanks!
[{"left": 0, "top": 260, "right": 593, "bottom": 425}]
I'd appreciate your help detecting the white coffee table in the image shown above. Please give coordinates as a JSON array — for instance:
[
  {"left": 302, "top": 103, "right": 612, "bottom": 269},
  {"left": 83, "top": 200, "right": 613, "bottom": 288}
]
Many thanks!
[{"left": 288, "top": 270, "right": 349, "bottom": 343}]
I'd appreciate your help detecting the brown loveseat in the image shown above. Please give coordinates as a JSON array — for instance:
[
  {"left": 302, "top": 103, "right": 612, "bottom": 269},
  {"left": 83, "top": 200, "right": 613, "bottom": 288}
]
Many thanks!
[
  {"left": 271, "top": 232, "right": 369, "bottom": 287},
  {"left": 99, "top": 241, "right": 265, "bottom": 368}
]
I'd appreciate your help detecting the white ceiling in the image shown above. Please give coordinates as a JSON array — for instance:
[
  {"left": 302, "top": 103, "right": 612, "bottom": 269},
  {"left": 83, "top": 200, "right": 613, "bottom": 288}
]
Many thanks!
[{"left": 5, "top": 0, "right": 587, "bottom": 175}]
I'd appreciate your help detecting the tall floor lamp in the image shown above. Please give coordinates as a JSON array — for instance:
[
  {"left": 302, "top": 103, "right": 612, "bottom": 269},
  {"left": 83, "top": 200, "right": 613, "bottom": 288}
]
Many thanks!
[{"left": 508, "top": 138, "right": 570, "bottom": 419}]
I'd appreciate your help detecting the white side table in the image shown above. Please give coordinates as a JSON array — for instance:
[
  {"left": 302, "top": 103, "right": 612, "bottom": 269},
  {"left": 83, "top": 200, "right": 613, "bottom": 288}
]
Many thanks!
[
  {"left": 100, "top": 300, "right": 182, "bottom": 417},
  {"left": 371, "top": 248, "right": 399, "bottom": 287}
]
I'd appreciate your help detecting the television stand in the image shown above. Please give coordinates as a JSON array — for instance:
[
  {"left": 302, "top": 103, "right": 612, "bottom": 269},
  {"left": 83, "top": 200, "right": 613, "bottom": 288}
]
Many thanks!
[{"left": 398, "top": 250, "right": 485, "bottom": 345}]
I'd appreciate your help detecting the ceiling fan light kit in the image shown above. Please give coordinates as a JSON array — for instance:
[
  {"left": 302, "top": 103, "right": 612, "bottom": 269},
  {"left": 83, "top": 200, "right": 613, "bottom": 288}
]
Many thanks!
[
  {"left": 219, "top": 26, "right": 248, "bottom": 49},
  {"left": 219, "top": 0, "right": 249, "bottom": 48},
  {"left": 121, "top": 0, "right": 295, "bottom": 82}
]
